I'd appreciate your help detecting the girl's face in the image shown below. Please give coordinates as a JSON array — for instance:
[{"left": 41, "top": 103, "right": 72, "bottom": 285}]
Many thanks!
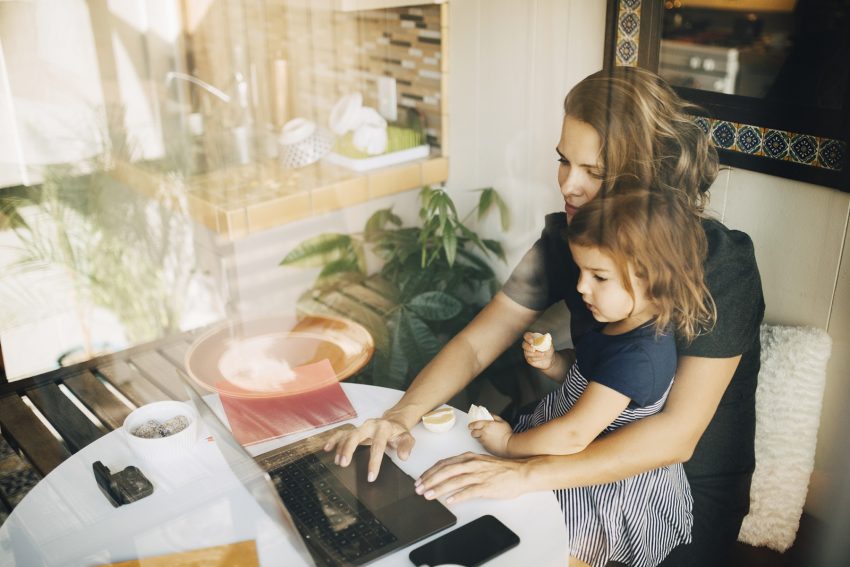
[
  {"left": 570, "top": 243, "right": 656, "bottom": 328},
  {"left": 557, "top": 116, "right": 605, "bottom": 222}
]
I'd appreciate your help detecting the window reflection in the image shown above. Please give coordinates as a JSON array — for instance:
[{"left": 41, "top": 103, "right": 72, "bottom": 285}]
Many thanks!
[{"left": 659, "top": 0, "right": 849, "bottom": 108}]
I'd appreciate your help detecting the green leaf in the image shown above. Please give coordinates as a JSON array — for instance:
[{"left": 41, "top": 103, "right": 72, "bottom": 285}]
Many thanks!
[
  {"left": 317, "top": 257, "right": 360, "bottom": 279},
  {"left": 387, "top": 310, "right": 409, "bottom": 381},
  {"left": 475, "top": 187, "right": 510, "bottom": 231},
  {"left": 279, "top": 233, "right": 352, "bottom": 267},
  {"left": 482, "top": 239, "right": 507, "bottom": 263},
  {"left": 477, "top": 187, "right": 494, "bottom": 220},
  {"left": 352, "top": 240, "right": 368, "bottom": 273},
  {"left": 406, "top": 291, "right": 462, "bottom": 321},
  {"left": 457, "top": 248, "right": 496, "bottom": 279},
  {"left": 364, "top": 208, "right": 401, "bottom": 240},
  {"left": 442, "top": 228, "right": 457, "bottom": 267},
  {"left": 399, "top": 310, "right": 441, "bottom": 373},
  {"left": 494, "top": 191, "right": 510, "bottom": 231}
]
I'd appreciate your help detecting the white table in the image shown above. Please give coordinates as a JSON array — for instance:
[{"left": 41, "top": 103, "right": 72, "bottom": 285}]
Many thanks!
[{"left": 0, "top": 384, "right": 567, "bottom": 566}]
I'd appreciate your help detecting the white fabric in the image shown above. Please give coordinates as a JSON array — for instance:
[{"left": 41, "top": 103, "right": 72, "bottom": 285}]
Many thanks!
[{"left": 738, "top": 324, "right": 832, "bottom": 551}]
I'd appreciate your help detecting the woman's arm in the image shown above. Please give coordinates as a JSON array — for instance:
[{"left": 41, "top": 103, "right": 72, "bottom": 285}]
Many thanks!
[
  {"left": 416, "top": 354, "right": 741, "bottom": 502},
  {"left": 473, "top": 382, "right": 629, "bottom": 457},
  {"left": 325, "top": 292, "right": 542, "bottom": 480}
]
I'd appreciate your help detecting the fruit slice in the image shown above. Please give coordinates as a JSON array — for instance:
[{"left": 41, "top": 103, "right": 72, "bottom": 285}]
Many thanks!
[
  {"left": 530, "top": 332, "right": 552, "bottom": 352},
  {"left": 467, "top": 404, "right": 494, "bottom": 422},
  {"left": 421, "top": 407, "right": 456, "bottom": 433}
]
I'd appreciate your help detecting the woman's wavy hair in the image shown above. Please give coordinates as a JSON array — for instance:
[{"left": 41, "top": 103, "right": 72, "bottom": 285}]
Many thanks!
[
  {"left": 564, "top": 67, "right": 718, "bottom": 212},
  {"left": 566, "top": 190, "right": 716, "bottom": 343}
]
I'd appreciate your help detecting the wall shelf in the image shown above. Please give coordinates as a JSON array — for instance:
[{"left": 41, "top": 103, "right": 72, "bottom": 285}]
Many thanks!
[
  {"left": 113, "top": 156, "right": 448, "bottom": 240},
  {"left": 335, "top": 0, "right": 444, "bottom": 12}
]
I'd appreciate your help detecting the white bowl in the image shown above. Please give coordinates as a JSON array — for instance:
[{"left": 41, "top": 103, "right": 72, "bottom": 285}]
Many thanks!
[
  {"left": 123, "top": 401, "right": 199, "bottom": 462},
  {"left": 279, "top": 118, "right": 334, "bottom": 168}
]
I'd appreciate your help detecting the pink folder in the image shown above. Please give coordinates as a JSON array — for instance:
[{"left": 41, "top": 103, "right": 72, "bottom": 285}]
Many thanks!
[{"left": 218, "top": 359, "right": 357, "bottom": 446}]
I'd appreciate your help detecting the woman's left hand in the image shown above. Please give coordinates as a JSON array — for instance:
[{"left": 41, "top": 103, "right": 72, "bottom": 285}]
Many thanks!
[{"left": 414, "top": 452, "right": 530, "bottom": 504}]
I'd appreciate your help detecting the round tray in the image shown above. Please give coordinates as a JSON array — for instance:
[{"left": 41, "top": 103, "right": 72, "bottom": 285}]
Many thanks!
[{"left": 185, "top": 315, "right": 374, "bottom": 398}]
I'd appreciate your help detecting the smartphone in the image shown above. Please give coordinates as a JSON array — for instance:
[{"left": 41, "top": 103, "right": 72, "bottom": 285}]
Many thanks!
[{"left": 408, "top": 514, "right": 520, "bottom": 566}]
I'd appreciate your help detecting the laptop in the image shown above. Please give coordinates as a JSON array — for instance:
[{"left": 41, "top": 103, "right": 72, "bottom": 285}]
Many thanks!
[{"left": 177, "top": 369, "right": 457, "bottom": 566}]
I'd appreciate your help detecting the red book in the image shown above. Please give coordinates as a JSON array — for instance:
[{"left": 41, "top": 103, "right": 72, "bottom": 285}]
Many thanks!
[{"left": 218, "top": 359, "right": 357, "bottom": 446}]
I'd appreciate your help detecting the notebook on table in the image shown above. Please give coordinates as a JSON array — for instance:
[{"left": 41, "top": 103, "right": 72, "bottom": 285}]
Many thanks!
[{"left": 177, "top": 369, "right": 457, "bottom": 566}]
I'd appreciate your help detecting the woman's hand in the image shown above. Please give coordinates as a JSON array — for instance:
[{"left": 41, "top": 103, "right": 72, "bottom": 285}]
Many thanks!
[
  {"left": 522, "top": 332, "right": 555, "bottom": 370},
  {"left": 414, "top": 452, "right": 530, "bottom": 504},
  {"left": 323, "top": 417, "right": 415, "bottom": 482},
  {"left": 469, "top": 416, "right": 514, "bottom": 457}
]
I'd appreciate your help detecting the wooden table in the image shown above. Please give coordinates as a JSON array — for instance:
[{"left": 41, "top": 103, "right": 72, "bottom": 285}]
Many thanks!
[{"left": 0, "top": 330, "right": 203, "bottom": 511}]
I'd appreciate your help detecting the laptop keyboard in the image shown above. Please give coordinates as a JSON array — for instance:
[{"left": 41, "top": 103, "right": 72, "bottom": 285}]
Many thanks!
[{"left": 269, "top": 452, "right": 398, "bottom": 565}]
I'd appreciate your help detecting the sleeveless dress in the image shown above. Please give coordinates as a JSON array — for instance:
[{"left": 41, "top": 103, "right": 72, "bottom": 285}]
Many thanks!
[{"left": 515, "top": 328, "right": 693, "bottom": 567}]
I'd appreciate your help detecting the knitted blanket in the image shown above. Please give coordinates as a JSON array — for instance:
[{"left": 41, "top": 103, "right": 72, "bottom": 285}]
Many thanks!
[{"left": 738, "top": 324, "right": 832, "bottom": 551}]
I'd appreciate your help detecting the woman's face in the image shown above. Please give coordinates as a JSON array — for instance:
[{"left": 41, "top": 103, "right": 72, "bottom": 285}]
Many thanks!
[{"left": 557, "top": 116, "right": 604, "bottom": 222}]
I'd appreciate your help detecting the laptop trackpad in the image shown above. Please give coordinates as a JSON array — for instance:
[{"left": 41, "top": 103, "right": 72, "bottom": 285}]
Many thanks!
[{"left": 326, "top": 446, "right": 416, "bottom": 510}]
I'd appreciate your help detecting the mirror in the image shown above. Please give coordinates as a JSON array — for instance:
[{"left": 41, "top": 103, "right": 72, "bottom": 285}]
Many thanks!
[{"left": 604, "top": 0, "right": 849, "bottom": 191}]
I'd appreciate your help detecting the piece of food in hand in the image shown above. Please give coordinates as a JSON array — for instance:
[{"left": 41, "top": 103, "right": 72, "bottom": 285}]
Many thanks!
[
  {"left": 467, "top": 404, "right": 494, "bottom": 422},
  {"left": 421, "top": 407, "right": 456, "bottom": 433},
  {"left": 530, "top": 332, "right": 552, "bottom": 352}
]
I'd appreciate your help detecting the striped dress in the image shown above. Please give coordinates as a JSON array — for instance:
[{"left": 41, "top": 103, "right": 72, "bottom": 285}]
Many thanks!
[{"left": 515, "top": 361, "right": 693, "bottom": 567}]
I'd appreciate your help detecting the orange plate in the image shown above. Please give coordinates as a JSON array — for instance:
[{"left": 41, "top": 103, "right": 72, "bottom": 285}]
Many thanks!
[{"left": 185, "top": 315, "right": 374, "bottom": 398}]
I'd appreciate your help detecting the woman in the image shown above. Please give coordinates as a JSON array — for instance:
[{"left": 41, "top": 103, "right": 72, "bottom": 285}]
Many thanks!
[{"left": 325, "top": 67, "right": 764, "bottom": 566}]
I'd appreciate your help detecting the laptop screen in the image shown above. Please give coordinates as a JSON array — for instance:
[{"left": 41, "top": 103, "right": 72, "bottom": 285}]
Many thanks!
[{"left": 176, "top": 367, "right": 317, "bottom": 566}]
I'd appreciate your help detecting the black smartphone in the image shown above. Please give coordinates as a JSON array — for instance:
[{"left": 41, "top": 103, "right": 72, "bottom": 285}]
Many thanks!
[{"left": 408, "top": 514, "right": 520, "bottom": 566}]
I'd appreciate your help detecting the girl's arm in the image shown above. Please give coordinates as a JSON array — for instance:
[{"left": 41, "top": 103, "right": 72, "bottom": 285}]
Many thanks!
[
  {"left": 416, "top": 354, "right": 740, "bottom": 502},
  {"left": 522, "top": 336, "right": 576, "bottom": 383},
  {"left": 473, "top": 382, "right": 630, "bottom": 457}
]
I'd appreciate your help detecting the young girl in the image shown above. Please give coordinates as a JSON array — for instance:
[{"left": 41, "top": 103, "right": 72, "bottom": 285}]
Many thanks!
[{"left": 471, "top": 189, "right": 716, "bottom": 567}]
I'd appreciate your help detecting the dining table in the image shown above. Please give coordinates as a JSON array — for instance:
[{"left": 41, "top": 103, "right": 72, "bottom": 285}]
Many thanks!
[{"left": 0, "top": 382, "right": 569, "bottom": 566}]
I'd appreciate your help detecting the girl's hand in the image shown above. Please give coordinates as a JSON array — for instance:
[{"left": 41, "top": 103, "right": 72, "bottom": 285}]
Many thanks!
[
  {"left": 522, "top": 331, "right": 555, "bottom": 370},
  {"left": 469, "top": 415, "right": 514, "bottom": 457}
]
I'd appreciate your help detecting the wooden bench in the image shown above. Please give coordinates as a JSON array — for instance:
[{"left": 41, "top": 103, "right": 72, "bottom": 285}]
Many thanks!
[{"left": 0, "top": 330, "right": 201, "bottom": 517}]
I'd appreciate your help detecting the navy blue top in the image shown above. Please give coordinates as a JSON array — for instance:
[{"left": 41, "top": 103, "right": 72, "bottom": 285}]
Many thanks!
[{"left": 576, "top": 322, "right": 677, "bottom": 408}]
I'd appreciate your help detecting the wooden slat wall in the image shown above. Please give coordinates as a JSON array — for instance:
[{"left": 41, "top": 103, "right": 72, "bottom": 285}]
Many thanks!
[
  {"left": 63, "top": 371, "right": 132, "bottom": 430},
  {"left": 97, "top": 360, "right": 169, "bottom": 407},
  {"left": 159, "top": 339, "right": 192, "bottom": 369},
  {"left": 25, "top": 384, "right": 106, "bottom": 453},
  {"left": 0, "top": 395, "right": 70, "bottom": 476},
  {"left": 128, "top": 351, "right": 189, "bottom": 401}
]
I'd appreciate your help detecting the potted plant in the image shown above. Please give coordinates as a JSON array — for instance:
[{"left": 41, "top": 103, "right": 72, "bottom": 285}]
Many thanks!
[
  {"left": 280, "top": 185, "right": 523, "bottom": 398},
  {"left": 0, "top": 134, "right": 199, "bottom": 367}
]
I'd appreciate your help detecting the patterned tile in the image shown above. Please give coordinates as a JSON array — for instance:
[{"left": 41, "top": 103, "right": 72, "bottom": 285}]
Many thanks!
[
  {"left": 789, "top": 134, "right": 818, "bottom": 164},
  {"left": 712, "top": 121, "right": 736, "bottom": 149},
  {"left": 735, "top": 124, "right": 763, "bottom": 155},
  {"left": 615, "top": 0, "right": 641, "bottom": 67},
  {"left": 694, "top": 116, "right": 711, "bottom": 135},
  {"left": 617, "top": 39, "right": 638, "bottom": 66},
  {"left": 763, "top": 129, "right": 790, "bottom": 160},
  {"left": 818, "top": 138, "right": 846, "bottom": 170},
  {"left": 619, "top": 11, "right": 639, "bottom": 36}
]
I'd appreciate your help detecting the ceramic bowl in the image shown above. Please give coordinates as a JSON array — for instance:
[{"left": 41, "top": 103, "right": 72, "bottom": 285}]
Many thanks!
[
  {"left": 279, "top": 118, "right": 333, "bottom": 168},
  {"left": 122, "top": 400, "right": 199, "bottom": 461}
]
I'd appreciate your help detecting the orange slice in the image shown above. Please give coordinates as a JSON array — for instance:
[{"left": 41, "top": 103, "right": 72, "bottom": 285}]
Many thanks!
[
  {"left": 531, "top": 332, "right": 552, "bottom": 352},
  {"left": 421, "top": 407, "right": 456, "bottom": 433}
]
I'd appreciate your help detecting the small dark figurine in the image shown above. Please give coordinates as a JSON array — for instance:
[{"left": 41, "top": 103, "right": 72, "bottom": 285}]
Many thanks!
[{"left": 92, "top": 461, "right": 154, "bottom": 507}]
